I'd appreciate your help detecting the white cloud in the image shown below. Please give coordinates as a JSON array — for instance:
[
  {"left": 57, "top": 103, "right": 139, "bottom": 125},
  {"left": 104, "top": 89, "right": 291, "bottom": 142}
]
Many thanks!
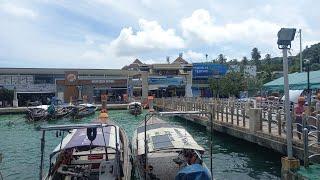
[
  {"left": 0, "top": 3, "right": 37, "bottom": 19},
  {"left": 110, "top": 19, "right": 185, "bottom": 56},
  {"left": 181, "top": 9, "right": 280, "bottom": 45},
  {"left": 184, "top": 50, "right": 204, "bottom": 62}
]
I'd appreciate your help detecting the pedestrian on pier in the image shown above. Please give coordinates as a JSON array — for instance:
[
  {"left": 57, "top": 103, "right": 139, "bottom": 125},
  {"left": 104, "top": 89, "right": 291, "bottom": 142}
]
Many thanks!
[{"left": 294, "top": 96, "right": 305, "bottom": 139}]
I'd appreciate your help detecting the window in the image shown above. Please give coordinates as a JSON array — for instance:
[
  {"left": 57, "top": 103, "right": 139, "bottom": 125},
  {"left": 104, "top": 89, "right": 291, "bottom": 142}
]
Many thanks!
[{"left": 34, "top": 75, "right": 54, "bottom": 84}]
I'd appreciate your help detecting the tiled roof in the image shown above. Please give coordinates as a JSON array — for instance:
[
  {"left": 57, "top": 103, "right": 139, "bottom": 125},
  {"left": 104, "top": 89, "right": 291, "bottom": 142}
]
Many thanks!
[{"left": 172, "top": 56, "right": 188, "bottom": 64}]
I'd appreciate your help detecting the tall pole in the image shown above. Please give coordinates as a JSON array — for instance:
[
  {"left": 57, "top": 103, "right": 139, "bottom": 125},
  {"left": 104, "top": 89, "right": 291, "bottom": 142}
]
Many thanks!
[
  {"left": 307, "top": 61, "right": 311, "bottom": 114},
  {"left": 283, "top": 48, "right": 293, "bottom": 159},
  {"left": 299, "top": 29, "right": 303, "bottom": 73}
]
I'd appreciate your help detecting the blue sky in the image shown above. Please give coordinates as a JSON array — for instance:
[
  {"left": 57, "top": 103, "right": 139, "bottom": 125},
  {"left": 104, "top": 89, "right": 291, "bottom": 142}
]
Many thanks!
[{"left": 0, "top": 0, "right": 319, "bottom": 68}]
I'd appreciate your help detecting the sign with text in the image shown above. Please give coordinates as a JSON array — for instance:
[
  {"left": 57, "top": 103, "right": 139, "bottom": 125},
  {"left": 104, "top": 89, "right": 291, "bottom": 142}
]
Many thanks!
[
  {"left": 148, "top": 76, "right": 184, "bottom": 86},
  {"left": 192, "top": 63, "right": 228, "bottom": 78}
]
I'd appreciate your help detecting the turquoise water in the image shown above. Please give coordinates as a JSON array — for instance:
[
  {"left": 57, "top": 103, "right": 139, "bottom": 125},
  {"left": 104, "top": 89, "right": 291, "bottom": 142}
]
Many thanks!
[{"left": 0, "top": 110, "right": 281, "bottom": 179}]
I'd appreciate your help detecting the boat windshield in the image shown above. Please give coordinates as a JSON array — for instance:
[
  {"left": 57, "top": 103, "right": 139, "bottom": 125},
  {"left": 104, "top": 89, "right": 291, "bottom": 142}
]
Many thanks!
[{"left": 51, "top": 126, "right": 120, "bottom": 156}]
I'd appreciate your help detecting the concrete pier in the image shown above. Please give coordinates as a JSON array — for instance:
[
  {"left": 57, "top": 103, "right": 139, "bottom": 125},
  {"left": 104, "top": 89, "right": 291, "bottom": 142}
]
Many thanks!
[{"left": 154, "top": 97, "right": 320, "bottom": 161}]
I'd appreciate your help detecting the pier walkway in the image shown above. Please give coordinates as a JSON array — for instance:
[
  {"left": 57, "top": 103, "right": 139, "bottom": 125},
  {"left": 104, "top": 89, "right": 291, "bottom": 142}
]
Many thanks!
[{"left": 154, "top": 97, "right": 320, "bottom": 162}]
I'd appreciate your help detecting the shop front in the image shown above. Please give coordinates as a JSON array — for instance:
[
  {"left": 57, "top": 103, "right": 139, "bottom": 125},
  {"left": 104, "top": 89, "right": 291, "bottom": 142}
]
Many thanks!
[{"left": 56, "top": 71, "right": 129, "bottom": 103}]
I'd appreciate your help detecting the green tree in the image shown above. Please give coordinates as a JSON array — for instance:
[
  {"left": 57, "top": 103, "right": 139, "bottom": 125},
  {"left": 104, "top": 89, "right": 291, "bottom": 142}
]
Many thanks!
[
  {"left": 217, "top": 54, "right": 227, "bottom": 64},
  {"left": 210, "top": 72, "right": 245, "bottom": 97},
  {"left": 0, "top": 89, "right": 14, "bottom": 101},
  {"left": 251, "top": 47, "right": 261, "bottom": 69},
  {"left": 311, "top": 63, "right": 320, "bottom": 71},
  {"left": 229, "top": 59, "right": 238, "bottom": 65},
  {"left": 241, "top": 56, "right": 248, "bottom": 66},
  {"left": 265, "top": 54, "right": 271, "bottom": 65}
]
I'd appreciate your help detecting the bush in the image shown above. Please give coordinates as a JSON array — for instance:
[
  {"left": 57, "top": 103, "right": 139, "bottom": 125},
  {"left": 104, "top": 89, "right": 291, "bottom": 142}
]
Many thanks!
[{"left": 0, "top": 89, "right": 14, "bottom": 101}]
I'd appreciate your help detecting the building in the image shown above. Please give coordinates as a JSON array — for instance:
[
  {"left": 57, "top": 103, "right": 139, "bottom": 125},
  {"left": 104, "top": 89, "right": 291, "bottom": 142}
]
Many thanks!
[
  {"left": 244, "top": 65, "right": 257, "bottom": 77},
  {"left": 192, "top": 63, "right": 228, "bottom": 97},
  {"left": 0, "top": 68, "right": 147, "bottom": 106},
  {"left": 228, "top": 65, "right": 240, "bottom": 73},
  {"left": 124, "top": 54, "right": 193, "bottom": 98}
]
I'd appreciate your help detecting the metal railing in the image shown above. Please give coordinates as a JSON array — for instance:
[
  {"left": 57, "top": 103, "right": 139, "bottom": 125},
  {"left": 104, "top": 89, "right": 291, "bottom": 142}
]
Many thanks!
[
  {"left": 154, "top": 97, "right": 314, "bottom": 140},
  {"left": 303, "top": 114, "right": 320, "bottom": 167},
  {"left": 155, "top": 97, "right": 320, "bottom": 165}
]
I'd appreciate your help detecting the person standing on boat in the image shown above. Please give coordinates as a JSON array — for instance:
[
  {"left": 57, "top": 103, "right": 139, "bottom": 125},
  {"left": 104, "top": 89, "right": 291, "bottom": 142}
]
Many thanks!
[
  {"left": 294, "top": 96, "right": 305, "bottom": 139},
  {"left": 99, "top": 109, "right": 109, "bottom": 123}
]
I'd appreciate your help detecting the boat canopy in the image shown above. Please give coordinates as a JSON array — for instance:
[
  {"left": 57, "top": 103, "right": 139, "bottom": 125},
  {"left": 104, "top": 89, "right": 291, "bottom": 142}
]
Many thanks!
[
  {"left": 136, "top": 122, "right": 204, "bottom": 155},
  {"left": 52, "top": 126, "right": 120, "bottom": 154},
  {"left": 175, "top": 164, "right": 211, "bottom": 180}
]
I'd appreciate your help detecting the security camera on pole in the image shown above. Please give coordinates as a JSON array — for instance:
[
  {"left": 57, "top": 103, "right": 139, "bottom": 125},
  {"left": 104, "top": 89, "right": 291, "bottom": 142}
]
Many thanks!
[{"left": 277, "top": 28, "right": 300, "bottom": 176}]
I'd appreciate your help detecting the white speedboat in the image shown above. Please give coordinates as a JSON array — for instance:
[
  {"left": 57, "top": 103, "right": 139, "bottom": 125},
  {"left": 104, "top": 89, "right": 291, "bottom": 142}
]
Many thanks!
[
  {"left": 39, "top": 122, "right": 131, "bottom": 180},
  {"left": 132, "top": 115, "right": 211, "bottom": 180}
]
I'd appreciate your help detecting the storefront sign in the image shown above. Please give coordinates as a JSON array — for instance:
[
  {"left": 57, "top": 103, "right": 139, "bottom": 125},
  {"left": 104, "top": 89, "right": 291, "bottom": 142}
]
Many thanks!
[
  {"left": 91, "top": 79, "right": 115, "bottom": 84},
  {"left": 148, "top": 76, "right": 184, "bottom": 86},
  {"left": 65, "top": 71, "right": 78, "bottom": 85},
  {"left": 193, "top": 63, "right": 228, "bottom": 78}
]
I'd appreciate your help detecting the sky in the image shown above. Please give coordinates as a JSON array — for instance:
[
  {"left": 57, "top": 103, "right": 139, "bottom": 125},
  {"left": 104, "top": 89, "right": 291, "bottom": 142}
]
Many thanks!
[{"left": 0, "top": 0, "right": 319, "bottom": 69}]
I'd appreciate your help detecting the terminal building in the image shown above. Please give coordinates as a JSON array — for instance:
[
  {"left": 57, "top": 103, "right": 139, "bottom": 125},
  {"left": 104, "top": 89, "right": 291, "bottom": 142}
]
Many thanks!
[
  {"left": 123, "top": 54, "right": 193, "bottom": 98},
  {"left": 0, "top": 68, "right": 147, "bottom": 106}
]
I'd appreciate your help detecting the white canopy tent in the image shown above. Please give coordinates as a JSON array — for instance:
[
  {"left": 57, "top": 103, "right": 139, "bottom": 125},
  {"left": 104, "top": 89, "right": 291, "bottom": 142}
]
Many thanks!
[{"left": 281, "top": 90, "right": 304, "bottom": 103}]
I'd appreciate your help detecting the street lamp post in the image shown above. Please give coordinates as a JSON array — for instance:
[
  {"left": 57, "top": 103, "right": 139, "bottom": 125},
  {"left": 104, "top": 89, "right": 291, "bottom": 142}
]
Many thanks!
[
  {"left": 304, "top": 59, "right": 311, "bottom": 114},
  {"left": 299, "top": 29, "right": 303, "bottom": 73},
  {"left": 277, "top": 28, "right": 296, "bottom": 159}
]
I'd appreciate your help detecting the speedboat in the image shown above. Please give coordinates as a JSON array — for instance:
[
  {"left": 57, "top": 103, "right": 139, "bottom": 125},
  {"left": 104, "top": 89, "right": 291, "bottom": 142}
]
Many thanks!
[
  {"left": 26, "top": 105, "right": 49, "bottom": 121},
  {"left": 39, "top": 122, "right": 132, "bottom": 180},
  {"left": 132, "top": 115, "right": 211, "bottom": 180},
  {"left": 48, "top": 106, "right": 73, "bottom": 120},
  {"left": 70, "top": 104, "right": 96, "bottom": 119},
  {"left": 128, "top": 102, "right": 142, "bottom": 116}
]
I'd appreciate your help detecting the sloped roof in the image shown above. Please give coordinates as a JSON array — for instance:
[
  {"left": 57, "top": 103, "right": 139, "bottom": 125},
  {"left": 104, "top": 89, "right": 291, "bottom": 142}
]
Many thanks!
[
  {"left": 122, "top": 59, "right": 143, "bottom": 70},
  {"left": 263, "top": 70, "right": 320, "bottom": 90},
  {"left": 133, "top": 59, "right": 143, "bottom": 65},
  {"left": 121, "top": 65, "right": 129, "bottom": 70},
  {"left": 172, "top": 56, "right": 189, "bottom": 64}
]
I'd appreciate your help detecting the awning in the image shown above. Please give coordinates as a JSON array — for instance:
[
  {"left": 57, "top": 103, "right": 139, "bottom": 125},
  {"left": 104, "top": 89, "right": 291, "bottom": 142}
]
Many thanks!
[
  {"left": 263, "top": 70, "right": 320, "bottom": 90},
  {"left": 17, "top": 91, "right": 55, "bottom": 94}
]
